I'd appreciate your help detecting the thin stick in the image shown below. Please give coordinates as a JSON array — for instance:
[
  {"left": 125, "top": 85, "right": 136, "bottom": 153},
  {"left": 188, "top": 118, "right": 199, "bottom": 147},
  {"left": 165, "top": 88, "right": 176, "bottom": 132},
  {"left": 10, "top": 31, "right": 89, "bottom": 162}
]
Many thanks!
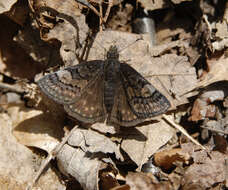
[
  {"left": 200, "top": 126, "right": 228, "bottom": 135},
  {"left": 26, "top": 126, "right": 79, "bottom": 190},
  {"left": 162, "top": 114, "right": 206, "bottom": 150},
  {"left": 99, "top": 0, "right": 103, "bottom": 31},
  {"left": 0, "top": 82, "right": 24, "bottom": 93},
  {"left": 146, "top": 73, "right": 195, "bottom": 77},
  {"left": 103, "top": 0, "right": 113, "bottom": 23}
]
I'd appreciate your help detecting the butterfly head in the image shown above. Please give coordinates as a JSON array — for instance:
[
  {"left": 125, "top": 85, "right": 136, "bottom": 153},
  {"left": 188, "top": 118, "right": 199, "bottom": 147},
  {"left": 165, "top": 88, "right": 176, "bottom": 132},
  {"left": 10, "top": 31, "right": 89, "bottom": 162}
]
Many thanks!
[{"left": 107, "top": 45, "right": 119, "bottom": 60}]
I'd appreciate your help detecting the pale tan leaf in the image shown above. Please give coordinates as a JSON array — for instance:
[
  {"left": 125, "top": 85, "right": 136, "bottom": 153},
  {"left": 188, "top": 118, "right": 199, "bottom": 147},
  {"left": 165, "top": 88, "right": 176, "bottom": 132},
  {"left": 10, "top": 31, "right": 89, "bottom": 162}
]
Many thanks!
[
  {"left": 121, "top": 119, "right": 175, "bottom": 168},
  {"left": 9, "top": 103, "right": 63, "bottom": 153},
  {"left": 57, "top": 144, "right": 118, "bottom": 190},
  {"left": 196, "top": 56, "right": 228, "bottom": 88},
  {"left": 0, "top": 113, "right": 65, "bottom": 190},
  {"left": 0, "top": 0, "right": 17, "bottom": 14},
  {"left": 67, "top": 128, "right": 123, "bottom": 160}
]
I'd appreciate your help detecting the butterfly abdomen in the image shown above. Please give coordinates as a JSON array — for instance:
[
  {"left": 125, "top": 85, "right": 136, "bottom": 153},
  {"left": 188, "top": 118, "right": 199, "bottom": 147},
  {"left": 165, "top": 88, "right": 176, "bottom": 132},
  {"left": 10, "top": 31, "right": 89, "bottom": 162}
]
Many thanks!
[{"left": 104, "top": 60, "right": 120, "bottom": 113}]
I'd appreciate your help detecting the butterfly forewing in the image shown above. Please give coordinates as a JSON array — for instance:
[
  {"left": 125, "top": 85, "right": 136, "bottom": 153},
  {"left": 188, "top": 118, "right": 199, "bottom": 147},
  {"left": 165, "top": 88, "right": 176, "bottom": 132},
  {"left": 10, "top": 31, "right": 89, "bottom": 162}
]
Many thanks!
[
  {"left": 64, "top": 73, "right": 106, "bottom": 123},
  {"left": 37, "top": 60, "right": 104, "bottom": 105},
  {"left": 119, "top": 62, "right": 170, "bottom": 119}
]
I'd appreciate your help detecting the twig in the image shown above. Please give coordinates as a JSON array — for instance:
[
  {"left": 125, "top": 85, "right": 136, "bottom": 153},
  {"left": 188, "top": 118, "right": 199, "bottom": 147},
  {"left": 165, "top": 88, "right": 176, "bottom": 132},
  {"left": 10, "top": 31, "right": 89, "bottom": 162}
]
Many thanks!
[
  {"left": 146, "top": 73, "right": 195, "bottom": 77},
  {"left": 162, "top": 114, "right": 206, "bottom": 150},
  {"left": 200, "top": 126, "right": 228, "bottom": 135},
  {"left": 99, "top": 0, "right": 103, "bottom": 31},
  {"left": 103, "top": 0, "right": 113, "bottom": 23},
  {"left": 0, "top": 82, "right": 24, "bottom": 93},
  {"left": 26, "top": 126, "right": 79, "bottom": 190},
  {"left": 202, "top": 14, "right": 212, "bottom": 39}
]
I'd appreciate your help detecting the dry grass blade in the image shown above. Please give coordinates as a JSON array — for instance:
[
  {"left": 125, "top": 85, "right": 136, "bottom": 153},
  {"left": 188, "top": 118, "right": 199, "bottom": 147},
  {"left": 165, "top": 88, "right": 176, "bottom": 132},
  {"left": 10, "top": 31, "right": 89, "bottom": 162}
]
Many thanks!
[
  {"left": 26, "top": 126, "right": 79, "bottom": 190},
  {"left": 162, "top": 114, "right": 206, "bottom": 150}
]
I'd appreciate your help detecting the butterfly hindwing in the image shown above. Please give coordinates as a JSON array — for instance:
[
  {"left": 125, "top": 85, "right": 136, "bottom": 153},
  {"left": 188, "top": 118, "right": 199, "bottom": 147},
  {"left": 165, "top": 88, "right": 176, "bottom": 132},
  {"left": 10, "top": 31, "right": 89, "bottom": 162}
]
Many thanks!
[
  {"left": 109, "top": 80, "right": 144, "bottom": 126},
  {"left": 37, "top": 60, "right": 104, "bottom": 105},
  {"left": 119, "top": 62, "right": 170, "bottom": 119}
]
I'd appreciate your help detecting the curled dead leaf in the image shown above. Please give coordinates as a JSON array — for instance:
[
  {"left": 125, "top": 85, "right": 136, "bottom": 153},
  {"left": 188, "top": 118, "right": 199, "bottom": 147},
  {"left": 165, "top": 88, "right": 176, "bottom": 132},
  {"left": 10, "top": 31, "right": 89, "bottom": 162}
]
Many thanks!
[{"left": 154, "top": 148, "right": 190, "bottom": 170}]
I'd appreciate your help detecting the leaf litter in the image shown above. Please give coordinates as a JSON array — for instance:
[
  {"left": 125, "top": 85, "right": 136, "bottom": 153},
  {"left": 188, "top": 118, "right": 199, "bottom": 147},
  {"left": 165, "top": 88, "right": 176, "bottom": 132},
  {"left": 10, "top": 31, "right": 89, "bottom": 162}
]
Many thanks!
[{"left": 0, "top": 0, "right": 227, "bottom": 190}]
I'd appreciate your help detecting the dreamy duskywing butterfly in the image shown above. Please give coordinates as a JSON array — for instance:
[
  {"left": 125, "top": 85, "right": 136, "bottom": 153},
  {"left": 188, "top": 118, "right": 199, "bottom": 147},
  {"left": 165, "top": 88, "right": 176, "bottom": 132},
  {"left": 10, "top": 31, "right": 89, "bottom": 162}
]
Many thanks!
[{"left": 37, "top": 45, "right": 170, "bottom": 126}]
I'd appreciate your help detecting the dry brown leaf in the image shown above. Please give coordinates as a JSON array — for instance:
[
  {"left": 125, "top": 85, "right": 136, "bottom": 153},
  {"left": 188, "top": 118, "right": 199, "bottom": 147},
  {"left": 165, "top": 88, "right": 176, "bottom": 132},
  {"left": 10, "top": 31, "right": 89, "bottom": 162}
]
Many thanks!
[
  {"left": 57, "top": 143, "right": 118, "bottom": 190},
  {"left": 14, "top": 26, "right": 62, "bottom": 70},
  {"left": 0, "top": 16, "right": 44, "bottom": 80},
  {"left": 189, "top": 86, "right": 227, "bottom": 121},
  {"left": 154, "top": 148, "right": 190, "bottom": 170},
  {"left": 0, "top": 0, "right": 17, "bottom": 14},
  {"left": 195, "top": 55, "right": 228, "bottom": 88},
  {"left": 46, "top": 15, "right": 88, "bottom": 65},
  {"left": 67, "top": 128, "right": 123, "bottom": 160},
  {"left": 121, "top": 119, "right": 175, "bottom": 168},
  {"left": 0, "top": 112, "right": 65, "bottom": 190},
  {"left": 29, "top": 0, "right": 88, "bottom": 66},
  {"left": 212, "top": 1, "right": 228, "bottom": 51},
  {"left": 8, "top": 103, "right": 64, "bottom": 153},
  {"left": 149, "top": 40, "right": 189, "bottom": 57},
  {"left": 125, "top": 172, "right": 171, "bottom": 190},
  {"left": 182, "top": 151, "right": 228, "bottom": 189},
  {"left": 91, "top": 122, "right": 118, "bottom": 134},
  {"left": 5, "top": 0, "right": 29, "bottom": 26}
]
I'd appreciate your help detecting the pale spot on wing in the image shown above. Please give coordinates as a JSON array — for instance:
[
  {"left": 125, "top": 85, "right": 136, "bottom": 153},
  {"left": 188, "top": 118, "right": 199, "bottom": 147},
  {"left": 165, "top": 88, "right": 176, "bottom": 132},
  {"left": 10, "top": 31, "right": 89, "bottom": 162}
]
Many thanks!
[
  {"left": 91, "top": 107, "right": 95, "bottom": 111},
  {"left": 57, "top": 70, "right": 72, "bottom": 84},
  {"left": 82, "top": 100, "right": 87, "bottom": 106},
  {"left": 145, "top": 84, "right": 156, "bottom": 94},
  {"left": 85, "top": 107, "right": 88, "bottom": 111},
  {"left": 127, "top": 87, "right": 134, "bottom": 99},
  {"left": 75, "top": 108, "right": 80, "bottom": 113},
  {"left": 121, "top": 110, "right": 126, "bottom": 114}
]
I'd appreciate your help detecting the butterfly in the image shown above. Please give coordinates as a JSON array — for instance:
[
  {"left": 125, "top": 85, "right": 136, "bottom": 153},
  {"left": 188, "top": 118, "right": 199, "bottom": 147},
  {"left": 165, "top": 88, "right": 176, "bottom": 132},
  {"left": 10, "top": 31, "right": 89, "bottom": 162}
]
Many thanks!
[{"left": 37, "top": 45, "right": 170, "bottom": 127}]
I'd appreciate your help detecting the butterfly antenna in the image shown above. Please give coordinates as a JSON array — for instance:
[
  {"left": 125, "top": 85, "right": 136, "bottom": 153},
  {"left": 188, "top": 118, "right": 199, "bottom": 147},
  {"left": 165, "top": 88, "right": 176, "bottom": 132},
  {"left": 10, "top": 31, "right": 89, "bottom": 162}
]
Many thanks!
[{"left": 118, "top": 36, "right": 143, "bottom": 54}]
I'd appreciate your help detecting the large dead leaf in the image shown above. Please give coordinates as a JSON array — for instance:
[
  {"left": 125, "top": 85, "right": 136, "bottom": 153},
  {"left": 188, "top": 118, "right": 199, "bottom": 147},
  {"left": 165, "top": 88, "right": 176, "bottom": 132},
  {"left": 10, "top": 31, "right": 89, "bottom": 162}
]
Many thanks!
[
  {"left": 120, "top": 119, "right": 175, "bottom": 168},
  {"left": 9, "top": 103, "right": 64, "bottom": 153},
  {"left": 29, "top": 0, "right": 89, "bottom": 66},
  {"left": 182, "top": 150, "right": 227, "bottom": 189},
  {"left": 57, "top": 128, "right": 120, "bottom": 190},
  {"left": 0, "top": 112, "right": 65, "bottom": 189}
]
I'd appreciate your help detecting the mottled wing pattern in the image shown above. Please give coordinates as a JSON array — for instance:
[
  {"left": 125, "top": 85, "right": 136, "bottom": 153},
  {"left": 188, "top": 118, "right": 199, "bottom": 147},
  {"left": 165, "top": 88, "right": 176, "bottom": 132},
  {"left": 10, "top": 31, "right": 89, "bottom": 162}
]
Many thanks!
[
  {"left": 110, "top": 62, "right": 170, "bottom": 126},
  {"left": 109, "top": 80, "right": 144, "bottom": 126},
  {"left": 37, "top": 60, "right": 103, "bottom": 105},
  {"left": 38, "top": 60, "right": 107, "bottom": 123},
  {"left": 64, "top": 73, "right": 106, "bottom": 123}
]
